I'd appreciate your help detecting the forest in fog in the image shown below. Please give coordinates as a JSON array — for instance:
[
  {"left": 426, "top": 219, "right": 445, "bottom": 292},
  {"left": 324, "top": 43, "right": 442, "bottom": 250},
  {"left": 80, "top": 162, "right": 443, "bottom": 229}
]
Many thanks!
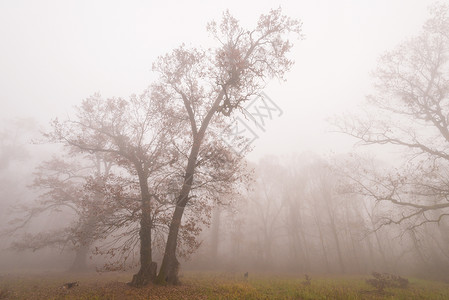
[
  {"left": 1, "top": 2, "right": 449, "bottom": 298},
  {"left": 193, "top": 154, "right": 449, "bottom": 278}
]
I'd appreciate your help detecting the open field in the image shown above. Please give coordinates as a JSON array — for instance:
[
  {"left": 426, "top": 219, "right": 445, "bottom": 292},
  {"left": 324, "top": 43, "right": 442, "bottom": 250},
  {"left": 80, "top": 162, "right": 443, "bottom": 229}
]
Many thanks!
[{"left": 1, "top": 272, "right": 449, "bottom": 299}]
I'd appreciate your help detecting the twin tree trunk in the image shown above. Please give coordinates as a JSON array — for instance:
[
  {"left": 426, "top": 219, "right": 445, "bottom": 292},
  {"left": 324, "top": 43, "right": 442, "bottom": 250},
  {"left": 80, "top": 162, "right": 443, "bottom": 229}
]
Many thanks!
[{"left": 131, "top": 117, "right": 209, "bottom": 286}]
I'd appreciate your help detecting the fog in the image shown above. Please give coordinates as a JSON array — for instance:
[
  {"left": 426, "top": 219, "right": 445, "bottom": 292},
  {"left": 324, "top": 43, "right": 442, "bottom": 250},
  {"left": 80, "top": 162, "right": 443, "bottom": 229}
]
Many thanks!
[{"left": 1, "top": 0, "right": 449, "bottom": 289}]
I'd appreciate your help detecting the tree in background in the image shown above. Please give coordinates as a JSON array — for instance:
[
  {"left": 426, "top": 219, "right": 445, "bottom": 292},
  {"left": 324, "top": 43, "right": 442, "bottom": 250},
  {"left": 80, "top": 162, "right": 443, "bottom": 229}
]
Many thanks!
[
  {"left": 198, "top": 153, "right": 449, "bottom": 277},
  {"left": 9, "top": 153, "right": 116, "bottom": 271},
  {"left": 200, "top": 155, "right": 371, "bottom": 273},
  {"left": 248, "top": 157, "right": 286, "bottom": 268},
  {"left": 153, "top": 8, "right": 301, "bottom": 284},
  {"left": 335, "top": 3, "right": 449, "bottom": 230}
]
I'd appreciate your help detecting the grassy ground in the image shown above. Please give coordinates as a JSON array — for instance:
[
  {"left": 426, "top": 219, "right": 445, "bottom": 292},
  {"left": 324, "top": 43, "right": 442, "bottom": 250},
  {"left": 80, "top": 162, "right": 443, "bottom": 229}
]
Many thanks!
[{"left": 0, "top": 271, "right": 448, "bottom": 299}]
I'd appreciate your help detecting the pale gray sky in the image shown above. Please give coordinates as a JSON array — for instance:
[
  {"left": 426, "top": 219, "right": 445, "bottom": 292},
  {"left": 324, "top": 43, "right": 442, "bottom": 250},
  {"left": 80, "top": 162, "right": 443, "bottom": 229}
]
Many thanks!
[{"left": 0, "top": 0, "right": 437, "bottom": 159}]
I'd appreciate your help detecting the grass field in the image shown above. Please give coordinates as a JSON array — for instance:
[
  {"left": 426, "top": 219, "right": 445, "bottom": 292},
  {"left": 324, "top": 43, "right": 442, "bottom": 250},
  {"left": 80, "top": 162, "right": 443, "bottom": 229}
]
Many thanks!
[{"left": 1, "top": 271, "right": 449, "bottom": 299}]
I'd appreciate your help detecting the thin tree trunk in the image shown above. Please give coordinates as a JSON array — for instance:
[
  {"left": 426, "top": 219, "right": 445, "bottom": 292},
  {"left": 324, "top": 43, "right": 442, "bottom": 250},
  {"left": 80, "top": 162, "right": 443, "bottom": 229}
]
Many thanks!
[
  {"left": 330, "top": 219, "right": 345, "bottom": 273},
  {"left": 209, "top": 207, "right": 221, "bottom": 264},
  {"left": 326, "top": 202, "right": 345, "bottom": 273},
  {"left": 344, "top": 206, "right": 361, "bottom": 273},
  {"left": 363, "top": 201, "right": 388, "bottom": 270},
  {"left": 373, "top": 223, "right": 388, "bottom": 269},
  {"left": 321, "top": 185, "right": 345, "bottom": 273},
  {"left": 314, "top": 212, "right": 331, "bottom": 273},
  {"left": 288, "top": 194, "right": 311, "bottom": 272},
  {"left": 298, "top": 221, "right": 311, "bottom": 272},
  {"left": 410, "top": 230, "right": 427, "bottom": 264},
  {"left": 365, "top": 235, "right": 375, "bottom": 271}
]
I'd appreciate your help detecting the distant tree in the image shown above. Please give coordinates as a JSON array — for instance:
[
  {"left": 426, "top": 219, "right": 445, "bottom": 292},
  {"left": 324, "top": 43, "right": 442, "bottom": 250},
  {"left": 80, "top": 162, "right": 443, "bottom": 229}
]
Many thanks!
[
  {"left": 9, "top": 153, "right": 116, "bottom": 271},
  {"left": 248, "top": 157, "right": 286, "bottom": 268},
  {"left": 0, "top": 118, "right": 34, "bottom": 170},
  {"left": 0, "top": 119, "right": 35, "bottom": 224},
  {"left": 153, "top": 8, "right": 301, "bottom": 284},
  {"left": 335, "top": 4, "right": 449, "bottom": 229}
]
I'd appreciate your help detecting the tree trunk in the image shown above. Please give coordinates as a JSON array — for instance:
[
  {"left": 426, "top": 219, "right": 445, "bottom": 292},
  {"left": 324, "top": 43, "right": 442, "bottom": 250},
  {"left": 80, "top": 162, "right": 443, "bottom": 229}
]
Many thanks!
[
  {"left": 130, "top": 168, "right": 156, "bottom": 287},
  {"left": 298, "top": 222, "right": 311, "bottom": 272},
  {"left": 329, "top": 217, "right": 345, "bottom": 273},
  {"left": 344, "top": 206, "right": 361, "bottom": 273},
  {"left": 156, "top": 205, "right": 184, "bottom": 284},
  {"left": 409, "top": 230, "right": 427, "bottom": 264},
  {"left": 365, "top": 235, "right": 375, "bottom": 271},
  {"left": 157, "top": 142, "right": 200, "bottom": 284},
  {"left": 314, "top": 212, "right": 331, "bottom": 273},
  {"left": 69, "top": 216, "right": 96, "bottom": 272},
  {"left": 69, "top": 243, "right": 90, "bottom": 272},
  {"left": 287, "top": 196, "right": 310, "bottom": 272},
  {"left": 209, "top": 207, "right": 221, "bottom": 264},
  {"left": 325, "top": 199, "right": 345, "bottom": 273},
  {"left": 363, "top": 201, "right": 388, "bottom": 270},
  {"left": 130, "top": 202, "right": 156, "bottom": 286}
]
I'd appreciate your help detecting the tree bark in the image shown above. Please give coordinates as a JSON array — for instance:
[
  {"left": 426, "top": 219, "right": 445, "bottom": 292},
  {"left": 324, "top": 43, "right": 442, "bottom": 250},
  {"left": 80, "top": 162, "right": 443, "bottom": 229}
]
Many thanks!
[
  {"left": 130, "top": 167, "right": 156, "bottom": 287},
  {"left": 157, "top": 141, "right": 200, "bottom": 284},
  {"left": 156, "top": 205, "right": 184, "bottom": 284}
]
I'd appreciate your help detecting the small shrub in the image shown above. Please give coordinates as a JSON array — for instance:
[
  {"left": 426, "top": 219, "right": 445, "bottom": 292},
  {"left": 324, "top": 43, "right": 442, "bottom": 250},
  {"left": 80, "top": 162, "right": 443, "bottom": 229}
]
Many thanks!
[
  {"left": 366, "top": 272, "right": 409, "bottom": 293},
  {"left": 302, "top": 274, "right": 311, "bottom": 286}
]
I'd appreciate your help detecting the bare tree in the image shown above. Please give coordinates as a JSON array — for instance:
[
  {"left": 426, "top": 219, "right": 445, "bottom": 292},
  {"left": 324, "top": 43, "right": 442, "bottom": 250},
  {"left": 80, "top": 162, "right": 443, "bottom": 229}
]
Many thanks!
[
  {"left": 47, "top": 92, "right": 179, "bottom": 286},
  {"left": 282, "top": 158, "right": 311, "bottom": 272},
  {"left": 153, "top": 8, "right": 301, "bottom": 284},
  {"left": 8, "top": 153, "right": 115, "bottom": 271},
  {"left": 249, "top": 157, "right": 286, "bottom": 268},
  {"left": 335, "top": 3, "right": 449, "bottom": 229}
]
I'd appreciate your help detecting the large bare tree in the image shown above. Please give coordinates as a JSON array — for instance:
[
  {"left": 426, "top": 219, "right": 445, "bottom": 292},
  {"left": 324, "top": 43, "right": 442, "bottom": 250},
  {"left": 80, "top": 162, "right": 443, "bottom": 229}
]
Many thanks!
[
  {"left": 152, "top": 8, "right": 301, "bottom": 284},
  {"left": 47, "top": 92, "right": 178, "bottom": 285}
]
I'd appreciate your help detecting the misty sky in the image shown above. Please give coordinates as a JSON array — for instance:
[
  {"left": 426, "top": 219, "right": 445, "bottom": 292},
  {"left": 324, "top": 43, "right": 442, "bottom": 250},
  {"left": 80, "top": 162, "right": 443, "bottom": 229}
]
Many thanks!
[{"left": 0, "top": 0, "right": 437, "bottom": 160}]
